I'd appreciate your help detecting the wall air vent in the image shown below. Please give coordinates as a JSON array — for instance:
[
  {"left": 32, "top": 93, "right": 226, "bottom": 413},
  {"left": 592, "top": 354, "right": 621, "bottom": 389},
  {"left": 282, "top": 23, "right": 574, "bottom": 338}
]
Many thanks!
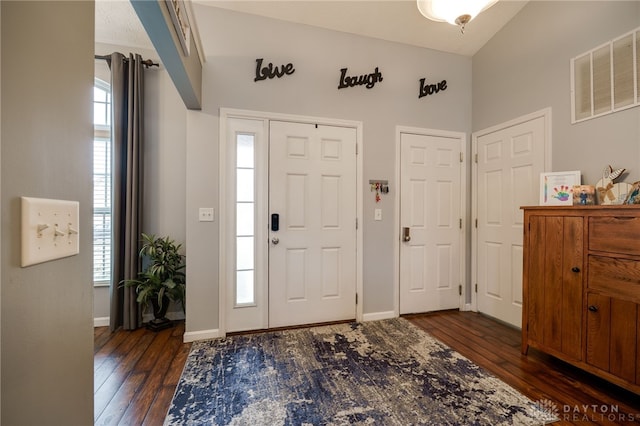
[{"left": 571, "top": 26, "right": 640, "bottom": 123}]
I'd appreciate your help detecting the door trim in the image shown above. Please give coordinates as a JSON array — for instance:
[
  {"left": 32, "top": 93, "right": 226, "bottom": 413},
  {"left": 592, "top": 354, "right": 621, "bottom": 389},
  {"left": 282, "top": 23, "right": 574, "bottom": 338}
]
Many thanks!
[
  {"left": 218, "top": 108, "right": 364, "bottom": 337},
  {"left": 470, "top": 107, "right": 552, "bottom": 313},
  {"left": 393, "top": 126, "right": 467, "bottom": 317}
]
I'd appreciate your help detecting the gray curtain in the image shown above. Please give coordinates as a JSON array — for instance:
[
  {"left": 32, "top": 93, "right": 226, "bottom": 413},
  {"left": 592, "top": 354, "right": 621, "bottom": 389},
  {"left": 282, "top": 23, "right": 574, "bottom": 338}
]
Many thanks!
[{"left": 109, "top": 52, "right": 145, "bottom": 331}]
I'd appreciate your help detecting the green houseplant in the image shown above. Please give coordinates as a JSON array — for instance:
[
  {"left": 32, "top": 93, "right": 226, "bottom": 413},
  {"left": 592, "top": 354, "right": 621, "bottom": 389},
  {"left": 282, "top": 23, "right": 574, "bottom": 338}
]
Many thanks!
[{"left": 123, "top": 233, "right": 186, "bottom": 330}]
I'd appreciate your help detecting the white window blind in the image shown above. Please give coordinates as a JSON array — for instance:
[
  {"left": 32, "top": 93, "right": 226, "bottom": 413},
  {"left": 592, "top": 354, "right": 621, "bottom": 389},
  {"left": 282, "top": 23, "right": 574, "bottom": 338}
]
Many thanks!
[
  {"left": 571, "top": 26, "right": 640, "bottom": 123},
  {"left": 94, "top": 80, "right": 112, "bottom": 285}
]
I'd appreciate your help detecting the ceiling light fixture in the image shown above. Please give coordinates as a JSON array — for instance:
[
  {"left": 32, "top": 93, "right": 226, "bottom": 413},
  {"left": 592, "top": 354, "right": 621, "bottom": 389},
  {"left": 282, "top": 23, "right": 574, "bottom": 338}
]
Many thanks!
[{"left": 416, "top": 0, "right": 499, "bottom": 33}]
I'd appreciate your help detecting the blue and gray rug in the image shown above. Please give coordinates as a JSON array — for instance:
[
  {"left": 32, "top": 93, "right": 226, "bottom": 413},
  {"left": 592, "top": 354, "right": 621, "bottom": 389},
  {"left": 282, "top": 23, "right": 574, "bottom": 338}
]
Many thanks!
[{"left": 165, "top": 318, "right": 557, "bottom": 425}]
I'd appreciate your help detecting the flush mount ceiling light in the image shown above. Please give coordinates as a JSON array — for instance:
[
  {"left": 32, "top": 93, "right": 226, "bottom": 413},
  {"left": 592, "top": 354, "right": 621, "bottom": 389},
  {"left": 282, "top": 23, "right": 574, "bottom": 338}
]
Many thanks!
[{"left": 416, "top": 0, "right": 499, "bottom": 33}]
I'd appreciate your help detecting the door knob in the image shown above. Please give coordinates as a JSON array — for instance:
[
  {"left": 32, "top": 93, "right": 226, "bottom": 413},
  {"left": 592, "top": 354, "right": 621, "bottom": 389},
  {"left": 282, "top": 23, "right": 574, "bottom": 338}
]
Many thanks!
[{"left": 272, "top": 237, "right": 279, "bottom": 245}]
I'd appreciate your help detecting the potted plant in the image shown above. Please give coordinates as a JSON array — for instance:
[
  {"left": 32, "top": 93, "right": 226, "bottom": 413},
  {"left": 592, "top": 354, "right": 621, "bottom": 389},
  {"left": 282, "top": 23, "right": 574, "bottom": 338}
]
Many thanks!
[{"left": 123, "top": 233, "right": 186, "bottom": 330}]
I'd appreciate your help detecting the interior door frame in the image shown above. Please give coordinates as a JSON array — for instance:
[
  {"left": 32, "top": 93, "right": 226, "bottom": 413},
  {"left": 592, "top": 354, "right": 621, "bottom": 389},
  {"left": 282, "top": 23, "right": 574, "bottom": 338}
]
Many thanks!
[
  {"left": 393, "top": 126, "right": 468, "bottom": 317},
  {"left": 470, "top": 108, "right": 552, "bottom": 313},
  {"left": 218, "top": 108, "right": 364, "bottom": 337}
]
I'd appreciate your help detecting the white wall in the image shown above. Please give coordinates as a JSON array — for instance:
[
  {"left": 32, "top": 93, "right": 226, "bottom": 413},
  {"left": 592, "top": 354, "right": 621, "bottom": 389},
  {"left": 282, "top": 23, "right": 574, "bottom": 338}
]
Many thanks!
[
  {"left": 185, "top": 6, "right": 473, "bottom": 334},
  {"left": 93, "top": 43, "right": 187, "bottom": 323},
  {"left": 473, "top": 1, "right": 640, "bottom": 185},
  {"left": 1, "top": 2, "right": 94, "bottom": 424}
]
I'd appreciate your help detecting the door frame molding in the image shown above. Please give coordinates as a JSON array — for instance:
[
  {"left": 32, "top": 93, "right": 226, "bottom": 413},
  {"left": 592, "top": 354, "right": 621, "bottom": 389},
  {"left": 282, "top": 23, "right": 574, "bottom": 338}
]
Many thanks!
[
  {"left": 470, "top": 107, "right": 552, "bottom": 313},
  {"left": 218, "top": 108, "right": 364, "bottom": 337},
  {"left": 393, "top": 126, "right": 468, "bottom": 317}
]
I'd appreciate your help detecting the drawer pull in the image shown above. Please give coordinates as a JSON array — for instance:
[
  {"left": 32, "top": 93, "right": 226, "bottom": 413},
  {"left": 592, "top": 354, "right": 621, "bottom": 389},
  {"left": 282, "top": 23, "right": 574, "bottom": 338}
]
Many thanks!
[
  {"left": 571, "top": 266, "right": 580, "bottom": 273},
  {"left": 588, "top": 305, "right": 599, "bottom": 312}
]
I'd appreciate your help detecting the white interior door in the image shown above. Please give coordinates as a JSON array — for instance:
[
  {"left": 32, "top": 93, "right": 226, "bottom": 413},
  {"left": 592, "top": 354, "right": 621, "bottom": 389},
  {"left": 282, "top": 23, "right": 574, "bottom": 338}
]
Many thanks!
[
  {"left": 399, "top": 132, "right": 463, "bottom": 315},
  {"left": 474, "top": 113, "right": 547, "bottom": 328},
  {"left": 269, "top": 121, "right": 357, "bottom": 328}
]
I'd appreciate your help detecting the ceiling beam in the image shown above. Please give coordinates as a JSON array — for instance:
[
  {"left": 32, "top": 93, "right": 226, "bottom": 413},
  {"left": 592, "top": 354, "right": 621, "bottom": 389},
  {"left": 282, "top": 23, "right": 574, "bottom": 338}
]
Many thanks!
[{"left": 130, "top": 0, "right": 202, "bottom": 110}]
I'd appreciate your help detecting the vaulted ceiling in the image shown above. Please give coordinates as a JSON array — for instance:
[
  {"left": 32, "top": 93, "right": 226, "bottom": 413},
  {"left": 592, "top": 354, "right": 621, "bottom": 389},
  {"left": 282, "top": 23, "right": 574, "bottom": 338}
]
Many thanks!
[{"left": 95, "top": 0, "right": 529, "bottom": 57}]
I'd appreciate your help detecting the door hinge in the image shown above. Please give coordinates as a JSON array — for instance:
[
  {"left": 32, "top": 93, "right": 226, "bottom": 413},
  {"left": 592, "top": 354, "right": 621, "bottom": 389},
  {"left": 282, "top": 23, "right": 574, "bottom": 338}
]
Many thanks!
[
  {"left": 356, "top": 293, "right": 358, "bottom": 305},
  {"left": 460, "top": 152, "right": 463, "bottom": 163},
  {"left": 356, "top": 144, "right": 358, "bottom": 155},
  {"left": 474, "top": 153, "right": 478, "bottom": 164},
  {"left": 459, "top": 218, "right": 462, "bottom": 229},
  {"left": 458, "top": 285, "right": 462, "bottom": 296},
  {"left": 356, "top": 218, "right": 358, "bottom": 230},
  {"left": 475, "top": 283, "right": 478, "bottom": 293},
  {"left": 475, "top": 218, "right": 478, "bottom": 228}
]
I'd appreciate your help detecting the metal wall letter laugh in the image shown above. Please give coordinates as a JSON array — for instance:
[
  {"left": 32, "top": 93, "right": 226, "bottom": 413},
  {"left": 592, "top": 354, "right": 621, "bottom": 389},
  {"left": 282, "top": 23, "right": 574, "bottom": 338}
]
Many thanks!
[{"left": 338, "top": 67, "right": 383, "bottom": 89}]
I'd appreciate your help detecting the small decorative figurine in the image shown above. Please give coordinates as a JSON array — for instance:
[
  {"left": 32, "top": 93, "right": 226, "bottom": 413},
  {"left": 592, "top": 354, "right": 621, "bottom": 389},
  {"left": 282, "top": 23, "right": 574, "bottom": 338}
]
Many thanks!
[{"left": 596, "top": 165, "right": 630, "bottom": 205}]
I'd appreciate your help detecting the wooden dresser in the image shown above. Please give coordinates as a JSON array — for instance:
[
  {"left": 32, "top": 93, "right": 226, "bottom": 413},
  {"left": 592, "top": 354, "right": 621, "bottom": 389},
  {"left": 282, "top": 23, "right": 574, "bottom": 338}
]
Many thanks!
[{"left": 521, "top": 205, "right": 640, "bottom": 394}]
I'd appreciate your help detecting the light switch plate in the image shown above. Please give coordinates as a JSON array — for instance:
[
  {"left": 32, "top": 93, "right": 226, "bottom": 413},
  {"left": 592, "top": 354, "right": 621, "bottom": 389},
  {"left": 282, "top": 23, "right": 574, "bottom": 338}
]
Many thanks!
[
  {"left": 374, "top": 208, "right": 382, "bottom": 221},
  {"left": 199, "top": 207, "right": 215, "bottom": 222},
  {"left": 21, "top": 197, "right": 79, "bottom": 267}
]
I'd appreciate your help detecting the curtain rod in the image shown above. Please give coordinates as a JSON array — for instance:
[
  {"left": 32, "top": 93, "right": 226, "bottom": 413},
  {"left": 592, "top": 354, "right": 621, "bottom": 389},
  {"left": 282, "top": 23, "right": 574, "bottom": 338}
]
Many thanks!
[{"left": 94, "top": 54, "right": 159, "bottom": 68}]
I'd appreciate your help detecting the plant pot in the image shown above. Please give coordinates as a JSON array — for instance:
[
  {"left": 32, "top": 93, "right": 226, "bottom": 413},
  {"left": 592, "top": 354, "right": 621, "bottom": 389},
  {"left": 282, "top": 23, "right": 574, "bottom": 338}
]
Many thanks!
[
  {"left": 147, "top": 295, "right": 173, "bottom": 331},
  {"left": 151, "top": 294, "right": 170, "bottom": 320}
]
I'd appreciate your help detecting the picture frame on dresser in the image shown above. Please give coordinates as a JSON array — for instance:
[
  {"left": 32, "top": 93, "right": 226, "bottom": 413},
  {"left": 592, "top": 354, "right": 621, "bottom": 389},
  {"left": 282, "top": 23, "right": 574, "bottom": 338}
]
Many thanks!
[
  {"left": 539, "top": 171, "right": 581, "bottom": 206},
  {"left": 624, "top": 181, "right": 640, "bottom": 204}
]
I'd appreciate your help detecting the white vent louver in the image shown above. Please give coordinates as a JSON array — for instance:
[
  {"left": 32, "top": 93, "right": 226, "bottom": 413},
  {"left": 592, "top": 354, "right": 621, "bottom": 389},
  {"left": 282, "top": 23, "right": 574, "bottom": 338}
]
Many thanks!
[{"left": 571, "top": 27, "right": 640, "bottom": 123}]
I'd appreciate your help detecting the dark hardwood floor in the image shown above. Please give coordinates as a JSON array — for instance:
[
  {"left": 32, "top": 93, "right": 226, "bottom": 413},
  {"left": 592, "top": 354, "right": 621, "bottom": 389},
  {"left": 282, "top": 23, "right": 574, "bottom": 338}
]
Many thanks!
[
  {"left": 405, "top": 311, "right": 640, "bottom": 425},
  {"left": 94, "top": 321, "right": 191, "bottom": 425},
  {"left": 94, "top": 311, "right": 640, "bottom": 425}
]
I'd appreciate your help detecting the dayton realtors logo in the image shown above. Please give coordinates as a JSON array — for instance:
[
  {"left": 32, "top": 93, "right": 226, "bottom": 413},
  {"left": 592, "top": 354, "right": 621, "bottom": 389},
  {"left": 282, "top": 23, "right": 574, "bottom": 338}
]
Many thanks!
[{"left": 530, "top": 399, "right": 639, "bottom": 423}]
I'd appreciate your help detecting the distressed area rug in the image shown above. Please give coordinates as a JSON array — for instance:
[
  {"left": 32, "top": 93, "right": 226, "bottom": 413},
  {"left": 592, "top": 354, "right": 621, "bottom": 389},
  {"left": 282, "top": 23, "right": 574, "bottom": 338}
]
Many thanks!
[{"left": 165, "top": 318, "right": 557, "bottom": 425}]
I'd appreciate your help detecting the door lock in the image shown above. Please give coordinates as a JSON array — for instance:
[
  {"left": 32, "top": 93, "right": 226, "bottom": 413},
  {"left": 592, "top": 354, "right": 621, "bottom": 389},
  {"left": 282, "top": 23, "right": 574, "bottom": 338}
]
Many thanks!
[
  {"left": 272, "top": 237, "right": 280, "bottom": 245},
  {"left": 403, "top": 227, "right": 411, "bottom": 242},
  {"left": 271, "top": 213, "right": 280, "bottom": 232}
]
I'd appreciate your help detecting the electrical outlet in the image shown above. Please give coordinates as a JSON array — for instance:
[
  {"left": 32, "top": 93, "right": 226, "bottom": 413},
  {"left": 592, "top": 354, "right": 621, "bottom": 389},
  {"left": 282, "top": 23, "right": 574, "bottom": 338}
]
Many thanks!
[{"left": 374, "top": 209, "right": 382, "bottom": 221}]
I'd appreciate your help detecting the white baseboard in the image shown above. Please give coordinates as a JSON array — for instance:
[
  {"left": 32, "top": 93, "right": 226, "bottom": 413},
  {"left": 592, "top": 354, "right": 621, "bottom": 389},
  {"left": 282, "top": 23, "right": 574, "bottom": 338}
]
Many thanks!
[
  {"left": 462, "top": 303, "right": 473, "bottom": 312},
  {"left": 183, "top": 328, "right": 221, "bottom": 343},
  {"left": 362, "top": 311, "right": 397, "bottom": 322},
  {"left": 94, "top": 317, "right": 110, "bottom": 327}
]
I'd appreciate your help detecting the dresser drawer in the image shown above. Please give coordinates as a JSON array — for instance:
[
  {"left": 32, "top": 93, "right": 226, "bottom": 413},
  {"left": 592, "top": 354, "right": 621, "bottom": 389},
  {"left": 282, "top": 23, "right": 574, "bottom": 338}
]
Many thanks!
[
  {"left": 588, "top": 255, "right": 640, "bottom": 303},
  {"left": 589, "top": 216, "right": 640, "bottom": 255}
]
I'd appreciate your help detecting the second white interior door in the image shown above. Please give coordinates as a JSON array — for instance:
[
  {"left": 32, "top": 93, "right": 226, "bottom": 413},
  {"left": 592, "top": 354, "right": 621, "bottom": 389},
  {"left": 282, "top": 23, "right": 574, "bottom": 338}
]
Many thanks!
[
  {"left": 474, "top": 113, "right": 546, "bottom": 328},
  {"left": 268, "top": 121, "right": 357, "bottom": 328},
  {"left": 399, "top": 131, "right": 463, "bottom": 315}
]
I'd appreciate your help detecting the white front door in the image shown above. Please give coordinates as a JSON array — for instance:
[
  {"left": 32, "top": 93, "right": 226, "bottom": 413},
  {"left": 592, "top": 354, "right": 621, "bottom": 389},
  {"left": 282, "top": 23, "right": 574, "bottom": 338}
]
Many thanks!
[
  {"left": 474, "top": 112, "right": 547, "bottom": 328},
  {"left": 399, "top": 131, "right": 463, "bottom": 315},
  {"left": 269, "top": 121, "right": 357, "bottom": 328}
]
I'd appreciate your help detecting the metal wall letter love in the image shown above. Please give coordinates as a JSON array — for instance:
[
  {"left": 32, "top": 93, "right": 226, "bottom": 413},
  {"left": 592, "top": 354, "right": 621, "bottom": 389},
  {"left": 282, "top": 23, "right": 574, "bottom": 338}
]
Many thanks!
[{"left": 418, "top": 78, "right": 447, "bottom": 98}]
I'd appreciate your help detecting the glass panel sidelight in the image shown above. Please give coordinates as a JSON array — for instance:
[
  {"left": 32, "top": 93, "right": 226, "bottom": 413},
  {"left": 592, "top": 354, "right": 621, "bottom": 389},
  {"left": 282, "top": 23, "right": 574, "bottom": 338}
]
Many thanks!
[{"left": 236, "top": 134, "right": 256, "bottom": 306}]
